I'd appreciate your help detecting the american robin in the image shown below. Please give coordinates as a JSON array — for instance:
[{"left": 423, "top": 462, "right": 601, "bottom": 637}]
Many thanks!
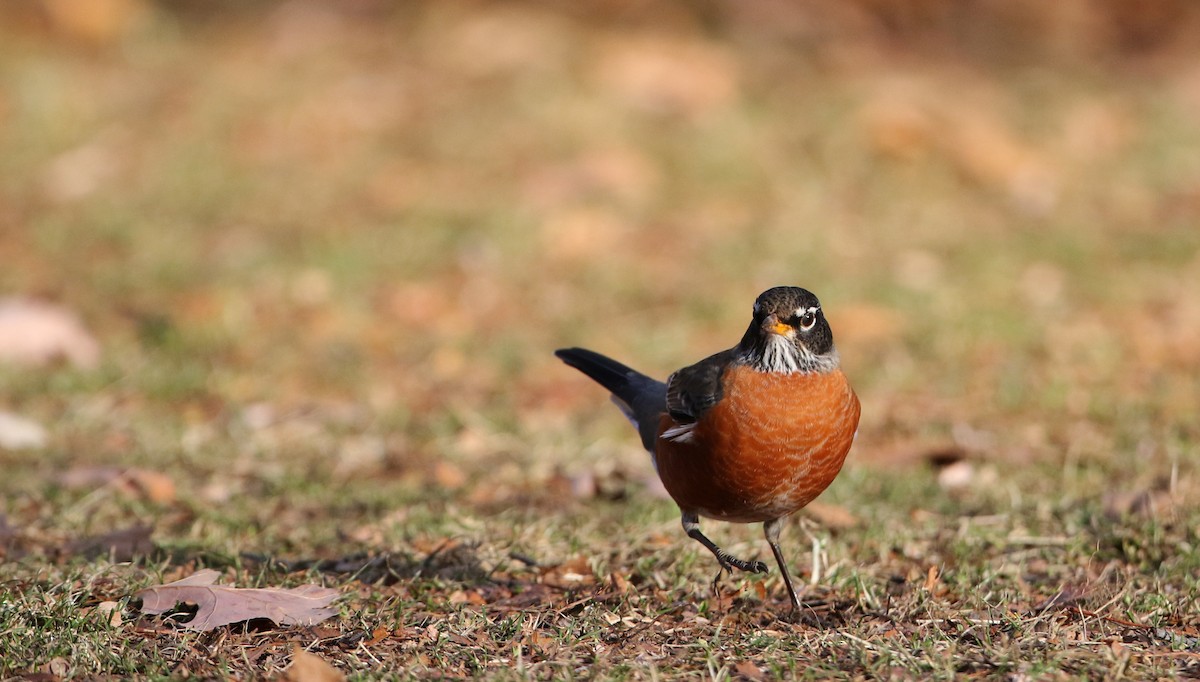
[{"left": 555, "top": 286, "right": 860, "bottom": 611}]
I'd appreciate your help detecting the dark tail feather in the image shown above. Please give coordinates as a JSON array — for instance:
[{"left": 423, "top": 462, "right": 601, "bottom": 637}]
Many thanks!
[
  {"left": 555, "top": 348, "right": 643, "bottom": 398},
  {"left": 555, "top": 347, "right": 667, "bottom": 452}
]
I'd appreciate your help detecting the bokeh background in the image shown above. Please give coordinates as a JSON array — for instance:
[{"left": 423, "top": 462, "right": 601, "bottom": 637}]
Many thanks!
[
  {"left": 4, "top": 0, "right": 1198, "bottom": 484},
  {"left": 1, "top": 0, "right": 1199, "bottom": 676}
]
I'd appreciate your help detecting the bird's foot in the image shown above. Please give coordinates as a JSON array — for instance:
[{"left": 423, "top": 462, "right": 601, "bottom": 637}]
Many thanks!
[{"left": 716, "top": 551, "right": 768, "bottom": 575}]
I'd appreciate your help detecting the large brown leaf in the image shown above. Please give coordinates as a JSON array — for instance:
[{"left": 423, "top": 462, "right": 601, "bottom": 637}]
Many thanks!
[{"left": 136, "top": 570, "right": 339, "bottom": 631}]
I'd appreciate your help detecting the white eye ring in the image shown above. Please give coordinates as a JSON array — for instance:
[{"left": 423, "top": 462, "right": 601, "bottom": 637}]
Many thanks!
[{"left": 798, "top": 308, "right": 818, "bottom": 331}]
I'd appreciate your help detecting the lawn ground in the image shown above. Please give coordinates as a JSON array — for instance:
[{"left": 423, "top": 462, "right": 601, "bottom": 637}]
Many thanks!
[{"left": 1, "top": 2, "right": 1198, "bottom": 679}]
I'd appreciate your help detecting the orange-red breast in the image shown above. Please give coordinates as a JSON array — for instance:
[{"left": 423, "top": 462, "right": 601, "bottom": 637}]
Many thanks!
[{"left": 556, "top": 286, "right": 860, "bottom": 611}]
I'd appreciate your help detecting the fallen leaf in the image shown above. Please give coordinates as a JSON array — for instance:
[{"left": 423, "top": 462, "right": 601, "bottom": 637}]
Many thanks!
[
  {"left": 41, "top": 0, "right": 145, "bottom": 46},
  {"left": 861, "top": 88, "right": 936, "bottom": 161},
  {"left": 734, "top": 659, "right": 765, "bottom": 681},
  {"left": 430, "top": 461, "right": 466, "bottom": 490},
  {"left": 753, "top": 580, "right": 767, "bottom": 601},
  {"left": 527, "top": 630, "right": 557, "bottom": 654},
  {"left": 541, "top": 555, "right": 595, "bottom": 588},
  {"left": 95, "top": 600, "right": 123, "bottom": 627},
  {"left": 367, "top": 626, "right": 390, "bottom": 645},
  {"left": 136, "top": 569, "right": 339, "bottom": 631},
  {"left": 56, "top": 466, "right": 176, "bottom": 503},
  {"left": 944, "top": 110, "right": 1058, "bottom": 214},
  {"left": 287, "top": 647, "right": 346, "bottom": 682},
  {"left": 40, "top": 133, "right": 124, "bottom": 203},
  {"left": 125, "top": 469, "right": 176, "bottom": 503},
  {"left": 0, "top": 411, "right": 47, "bottom": 450},
  {"left": 447, "top": 589, "right": 485, "bottom": 605},
  {"left": 592, "top": 34, "right": 738, "bottom": 117},
  {"left": 802, "top": 501, "right": 860, "bottom": 530},
  {"left": 924, "top": 565, "right": 940, "bottom": 593},
  {"left": 544, "top": 470, "right": 596, "bottom": 500},
  {"left": 65, "top": 524, "right": 153, "bottom": 561},
  {"left": 0, "top": 297, "right": 101, "bottom": 368},
  {"left": 858, "top": 75, "right": 1059, "bottom": 213},
  {"left": 1033, "top": 585, "right": 1089, "bottom": 613},
  {"left": 936, "top": 460, "right": 976, "bottom": 490},
  {"left": 43, "top": 658, "right": 69, "bottom": 679}
]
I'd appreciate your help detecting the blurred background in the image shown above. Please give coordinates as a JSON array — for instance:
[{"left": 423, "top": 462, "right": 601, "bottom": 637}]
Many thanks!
[{"left": 1, "top": 0, "right": 1198, "bottom": 527}]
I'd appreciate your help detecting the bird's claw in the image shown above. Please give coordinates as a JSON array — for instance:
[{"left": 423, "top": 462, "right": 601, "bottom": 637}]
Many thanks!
[{"left": 717, "top": 553, "right": 768, "bottom": 575}]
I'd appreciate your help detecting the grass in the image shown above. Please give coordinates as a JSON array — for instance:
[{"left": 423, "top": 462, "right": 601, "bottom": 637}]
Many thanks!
[{"left": 1, "top": 2, "right": 1199, "bottom": 679}]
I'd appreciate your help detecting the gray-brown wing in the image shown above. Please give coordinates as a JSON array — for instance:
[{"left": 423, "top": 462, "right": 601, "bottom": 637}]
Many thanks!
[{"left": 665, "top": 348, "right": 739, "bottom": 424}]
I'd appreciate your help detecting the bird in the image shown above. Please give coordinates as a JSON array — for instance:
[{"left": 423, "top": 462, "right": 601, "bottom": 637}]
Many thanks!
[{"left": 555, "top": 286, "right": 860, "bottom": 612}]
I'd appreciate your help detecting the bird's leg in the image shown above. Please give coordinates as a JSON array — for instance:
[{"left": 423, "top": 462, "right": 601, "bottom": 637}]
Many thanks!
[
  {"left": 764, "top": 516, "right": 803, "bottom": 612},
  {"left": 682, "top": 512, "right": 768, "bottom": 575}
]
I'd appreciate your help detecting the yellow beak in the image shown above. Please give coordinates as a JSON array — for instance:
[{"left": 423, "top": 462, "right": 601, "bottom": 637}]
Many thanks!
[{"left": 762, "top": 314, "right": 792, "bottom": 336}]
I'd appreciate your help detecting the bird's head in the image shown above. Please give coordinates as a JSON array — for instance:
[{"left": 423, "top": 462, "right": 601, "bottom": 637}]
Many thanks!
[{"left": 738, "top": 286, "right": 839, "bottom": 374}]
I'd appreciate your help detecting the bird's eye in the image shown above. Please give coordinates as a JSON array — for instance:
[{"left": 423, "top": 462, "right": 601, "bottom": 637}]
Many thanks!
[{"left": 799, "top": 311, "right": 817, "bottom": 331}]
